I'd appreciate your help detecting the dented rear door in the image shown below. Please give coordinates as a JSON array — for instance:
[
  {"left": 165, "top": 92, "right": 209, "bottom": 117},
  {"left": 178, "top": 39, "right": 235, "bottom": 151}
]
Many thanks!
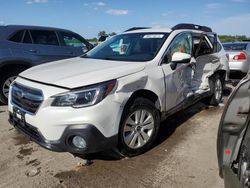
[{"left": 192, "top": 33, "right": 219, "bottom": 92}]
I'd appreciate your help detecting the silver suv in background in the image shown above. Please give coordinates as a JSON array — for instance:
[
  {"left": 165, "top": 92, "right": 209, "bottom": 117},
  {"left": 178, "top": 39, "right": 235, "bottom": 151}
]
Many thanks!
[
  {"left": 0, "top": 25, "right": 93, "bottom": 104},
  {"left": 222, "top": 42, "right": 250, "bottom": 74}
]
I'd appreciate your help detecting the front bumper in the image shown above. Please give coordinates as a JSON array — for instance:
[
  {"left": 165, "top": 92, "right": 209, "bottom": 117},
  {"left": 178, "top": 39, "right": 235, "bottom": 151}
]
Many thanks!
[
  {"left": 9, "top": 112, "right": 118, "bottom": 154},
  {"left": 8, "top": 77, "right": 124, "bottom": 154}
]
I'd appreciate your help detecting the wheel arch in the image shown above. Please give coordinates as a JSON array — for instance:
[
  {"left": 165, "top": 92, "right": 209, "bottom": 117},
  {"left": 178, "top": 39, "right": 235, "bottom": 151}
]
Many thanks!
[
  {"left": 0, "top": 60, "right": 32, "bottom": 75},
  {"left": 118, "top": 89, "right": 161, "bottom": 156},
  {"left": 213, "top": 69, "right": 227, "bottom": 82},
  {"left": 123, "top": 89, "right": 161, "bottom": 114}
]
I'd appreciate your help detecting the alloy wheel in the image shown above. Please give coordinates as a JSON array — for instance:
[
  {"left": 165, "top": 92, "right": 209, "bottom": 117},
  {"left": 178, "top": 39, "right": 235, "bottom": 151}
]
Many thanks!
[
  {"left": 123, "top": 109, "right": 155, "bottom": 149},
  {"left": 2, "top": 76, "right": 16, "bottom": 98},
  {"left": 214, "top": 79, "right": 222, "bottom": 102}
]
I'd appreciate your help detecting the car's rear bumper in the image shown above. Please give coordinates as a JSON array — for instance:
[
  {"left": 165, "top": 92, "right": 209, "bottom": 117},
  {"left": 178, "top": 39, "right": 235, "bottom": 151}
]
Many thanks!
[{"left": 229, "top": 60, "right": 249, "bottom": 73}]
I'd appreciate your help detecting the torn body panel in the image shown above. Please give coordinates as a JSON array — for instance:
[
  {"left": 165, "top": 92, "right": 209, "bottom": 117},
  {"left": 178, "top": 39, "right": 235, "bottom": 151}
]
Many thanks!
[{"left": 192, "top": 55, "right": 214, "bottom": 92}]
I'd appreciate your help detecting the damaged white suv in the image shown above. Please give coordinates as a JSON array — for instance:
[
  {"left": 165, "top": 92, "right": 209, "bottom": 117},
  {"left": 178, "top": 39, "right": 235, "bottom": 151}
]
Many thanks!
[{"left": 9, "top": 24, "right": 229, "bottom": 157}]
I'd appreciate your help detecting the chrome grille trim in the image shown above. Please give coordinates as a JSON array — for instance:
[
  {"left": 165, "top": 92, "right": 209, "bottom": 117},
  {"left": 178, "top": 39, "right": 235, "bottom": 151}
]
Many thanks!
[{"left": 11, "top": 82, "right": 44, "bottom": 115}]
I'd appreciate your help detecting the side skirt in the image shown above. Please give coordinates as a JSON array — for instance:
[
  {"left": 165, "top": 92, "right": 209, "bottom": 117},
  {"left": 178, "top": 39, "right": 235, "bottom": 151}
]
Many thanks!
[{"left": 161, "top": 91, "right": 212, "bottom": 122}]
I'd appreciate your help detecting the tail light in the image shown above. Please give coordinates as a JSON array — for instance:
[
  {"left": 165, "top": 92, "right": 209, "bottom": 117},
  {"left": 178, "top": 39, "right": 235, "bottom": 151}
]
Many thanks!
[{"left": 233, "top": 53, "right": 247, "bottom": 61}]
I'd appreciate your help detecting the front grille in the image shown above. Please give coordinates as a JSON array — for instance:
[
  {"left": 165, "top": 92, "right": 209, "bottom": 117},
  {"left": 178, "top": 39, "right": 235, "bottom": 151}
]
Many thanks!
[{"left": 11, "top": 83, "right": 43, "bottom": 114}]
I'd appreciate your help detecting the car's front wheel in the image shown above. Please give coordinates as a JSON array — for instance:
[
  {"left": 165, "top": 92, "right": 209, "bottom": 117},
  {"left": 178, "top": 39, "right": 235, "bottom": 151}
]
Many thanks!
[
  {"left": 0, "top": 70, "right": 20, "bottom": 104},
  {"left": 118, "top": 98, "right": 160, "bottom": 157}
]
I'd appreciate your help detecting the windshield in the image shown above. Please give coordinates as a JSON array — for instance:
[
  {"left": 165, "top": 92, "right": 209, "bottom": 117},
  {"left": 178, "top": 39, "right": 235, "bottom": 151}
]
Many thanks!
[
  {"left": 222, "top": 43, "right": 248, "bottom": 51},
  {"left": 83, "top": 32, "right": 169, "bottom": 62}
]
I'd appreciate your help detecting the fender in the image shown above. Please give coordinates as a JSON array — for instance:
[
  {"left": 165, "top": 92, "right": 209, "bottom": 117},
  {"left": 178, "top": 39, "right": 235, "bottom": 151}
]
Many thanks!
[{"left": 0, "top": 59, "right": 32, "bottom": 70}]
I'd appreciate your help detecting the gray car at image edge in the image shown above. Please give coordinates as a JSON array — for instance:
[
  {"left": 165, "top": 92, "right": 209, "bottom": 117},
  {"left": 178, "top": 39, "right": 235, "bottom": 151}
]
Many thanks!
[
  {"left": 218, "top": 72, "right": 250, "bottom": 188},
  {"left": 0, "top": 25, "right": 93, "bottom": 104}
]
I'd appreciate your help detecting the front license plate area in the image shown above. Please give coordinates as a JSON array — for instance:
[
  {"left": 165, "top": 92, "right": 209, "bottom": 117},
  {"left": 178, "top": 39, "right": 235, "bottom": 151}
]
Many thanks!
[{"left": 13, "top": 107, "right": 26, "bottom": 127}]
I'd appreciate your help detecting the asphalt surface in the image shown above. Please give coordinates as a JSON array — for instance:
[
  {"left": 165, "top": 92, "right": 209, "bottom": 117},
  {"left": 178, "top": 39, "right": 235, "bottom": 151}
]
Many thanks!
[{"left": 0, "top": 96, "right": 227, "bottom": 188}]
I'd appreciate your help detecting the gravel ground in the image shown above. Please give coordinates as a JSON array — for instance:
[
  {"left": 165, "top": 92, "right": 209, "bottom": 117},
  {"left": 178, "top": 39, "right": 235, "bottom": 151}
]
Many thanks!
[{"left": 0, "top": 100, "right": 225, "bottom": 188}]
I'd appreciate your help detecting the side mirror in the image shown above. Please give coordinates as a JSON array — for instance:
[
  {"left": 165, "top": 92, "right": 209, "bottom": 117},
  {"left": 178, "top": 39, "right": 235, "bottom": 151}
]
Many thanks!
[
  {"left": 171, "top": 52, "right": 191, "bottom": 64},
  {"left": 170, "top": 52, "right": 191, "bottom": 70}
]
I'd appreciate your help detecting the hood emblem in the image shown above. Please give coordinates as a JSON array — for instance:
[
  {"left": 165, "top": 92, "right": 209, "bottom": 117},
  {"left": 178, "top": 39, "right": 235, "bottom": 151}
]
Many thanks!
[{"left": 16, "top": 90, "right": 25, "bottom": 99}]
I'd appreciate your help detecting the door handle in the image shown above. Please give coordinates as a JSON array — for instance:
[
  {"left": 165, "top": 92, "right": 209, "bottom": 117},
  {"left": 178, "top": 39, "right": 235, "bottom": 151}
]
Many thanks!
[
  {"left": 68, "top": 51, "right": 73, "bottom": 55},
  {"left": 29, "top": 49, "right": 37, "bottom": 53}
]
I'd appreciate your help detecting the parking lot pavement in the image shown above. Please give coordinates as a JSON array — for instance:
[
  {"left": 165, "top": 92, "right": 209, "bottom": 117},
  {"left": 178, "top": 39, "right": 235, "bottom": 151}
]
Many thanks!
[{"left": 0, "top": 101, "right": 224, "bottom": 188}]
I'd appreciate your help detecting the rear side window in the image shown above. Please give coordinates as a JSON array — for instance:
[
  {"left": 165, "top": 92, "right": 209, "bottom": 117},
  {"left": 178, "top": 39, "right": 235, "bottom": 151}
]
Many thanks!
[
  {"left": 207, "top": 34, "right": 223, "bottom": 53},
  {"left": 9, "top": 30, "right": 24, "bottom": 43},
  {"left": 30, "top": 30, "right": 59, "bottom": 46},
  {"left": 194, "top": 36, "right": 213, "bottom": 57},
  {"left": 217, "top": 42, "right": 222, "bottom": 52},
  {"left": 23, "top": 30, "right": 32, "bottom": 44},
  {"left": 60, "top": 32, "right": 87, "bottom": 48}
]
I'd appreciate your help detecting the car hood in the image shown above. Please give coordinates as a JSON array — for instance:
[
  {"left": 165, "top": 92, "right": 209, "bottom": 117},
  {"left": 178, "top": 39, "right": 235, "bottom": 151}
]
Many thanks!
[{"left": 20, "top": 57, "right": 146, "bottom": 89}]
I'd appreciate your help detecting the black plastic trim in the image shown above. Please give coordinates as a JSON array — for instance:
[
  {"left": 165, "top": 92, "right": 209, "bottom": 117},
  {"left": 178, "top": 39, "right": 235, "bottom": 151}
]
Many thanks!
[
  {"left": 172, "top": 23, "right": 212, "bottom": 32},
  {"left": 9, "top": 113, "right": 118, "bottom": 154}
]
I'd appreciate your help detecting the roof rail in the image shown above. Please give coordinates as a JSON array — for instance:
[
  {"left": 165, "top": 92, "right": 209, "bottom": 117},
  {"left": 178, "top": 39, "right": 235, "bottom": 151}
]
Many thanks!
[
  {"left": 125, "top": 27, "right": 151, "bottom": 32},
  {"left": 172, "top": 23, "right": 212, "bottom": 32}
]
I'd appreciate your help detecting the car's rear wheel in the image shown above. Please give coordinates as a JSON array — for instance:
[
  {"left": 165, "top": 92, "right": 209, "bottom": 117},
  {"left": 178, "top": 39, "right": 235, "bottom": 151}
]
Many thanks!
[
  {"left": 0, "top": 70, "right": 20, "bottom": 104},
  {"left": 208, "top": 74, "right": 224, "bottom": 106},
  {"left": 118, "top": 98, "right": 160, "bottom": 157}
]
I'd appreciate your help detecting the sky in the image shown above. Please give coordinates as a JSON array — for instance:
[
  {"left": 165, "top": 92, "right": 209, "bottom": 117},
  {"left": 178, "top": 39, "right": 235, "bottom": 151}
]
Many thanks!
[{"left": 0, "top": 0, "right": 250, "bottom": 38}]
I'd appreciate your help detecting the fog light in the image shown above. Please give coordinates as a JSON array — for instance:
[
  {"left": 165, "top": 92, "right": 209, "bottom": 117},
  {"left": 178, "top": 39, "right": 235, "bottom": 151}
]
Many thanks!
[{"left": 72, "top": 136, "right": 86, "bottom": 149}]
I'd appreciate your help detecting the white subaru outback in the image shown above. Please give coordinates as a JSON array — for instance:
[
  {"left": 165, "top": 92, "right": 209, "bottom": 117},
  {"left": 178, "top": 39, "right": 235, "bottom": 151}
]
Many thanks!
[{"left": 8, "top": 24, "right": 229, "bottom": 157}]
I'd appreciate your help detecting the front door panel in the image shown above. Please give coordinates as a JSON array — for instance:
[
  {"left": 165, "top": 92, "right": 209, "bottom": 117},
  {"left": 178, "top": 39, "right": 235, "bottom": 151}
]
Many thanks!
[
  {"left": 161, "top": 32, "right": 193, "bottom": 111},
  {"left": 162, "top": 63, "right": 192, "bottom": 111}
]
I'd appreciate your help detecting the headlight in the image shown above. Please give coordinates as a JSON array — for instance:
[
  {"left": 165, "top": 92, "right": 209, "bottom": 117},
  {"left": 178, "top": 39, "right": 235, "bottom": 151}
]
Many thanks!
[{"left": 51, "top": 80, "right": 116, "bottom": 108}]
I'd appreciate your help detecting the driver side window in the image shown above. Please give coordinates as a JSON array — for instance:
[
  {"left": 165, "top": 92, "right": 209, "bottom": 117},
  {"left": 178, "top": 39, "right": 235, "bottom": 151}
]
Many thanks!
[{"left": 166, "top": 33, "right": 192, "bottom": 63}]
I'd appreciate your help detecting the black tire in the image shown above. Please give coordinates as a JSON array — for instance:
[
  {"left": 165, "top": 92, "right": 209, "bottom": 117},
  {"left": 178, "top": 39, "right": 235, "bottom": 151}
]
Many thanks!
[
  {"left": 0, "top": 69, "right": 22, "bottom": 104},
  {"left": 118, "top": 97, "right": 160, "bottom": 157},
  {"left": 238, "top": 141, "right": 250, "bottom": 187},
  {"left": 208, "top": 74, "right": 224, "bottom": 106}
]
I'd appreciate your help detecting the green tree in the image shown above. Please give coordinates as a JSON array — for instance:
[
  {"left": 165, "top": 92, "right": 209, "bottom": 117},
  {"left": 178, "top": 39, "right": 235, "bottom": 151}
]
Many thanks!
[
  {"left": 218, "top": 35, "right": 250, "bottom": 42},
  {"left": 87, "top": 37, "right": 98, "bottom": 42}
]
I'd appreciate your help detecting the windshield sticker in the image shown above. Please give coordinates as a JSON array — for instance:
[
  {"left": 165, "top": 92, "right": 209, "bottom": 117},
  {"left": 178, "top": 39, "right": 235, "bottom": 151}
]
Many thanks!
[{"left": 143, "top": 34, "right": 164, "bottom": 39}]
